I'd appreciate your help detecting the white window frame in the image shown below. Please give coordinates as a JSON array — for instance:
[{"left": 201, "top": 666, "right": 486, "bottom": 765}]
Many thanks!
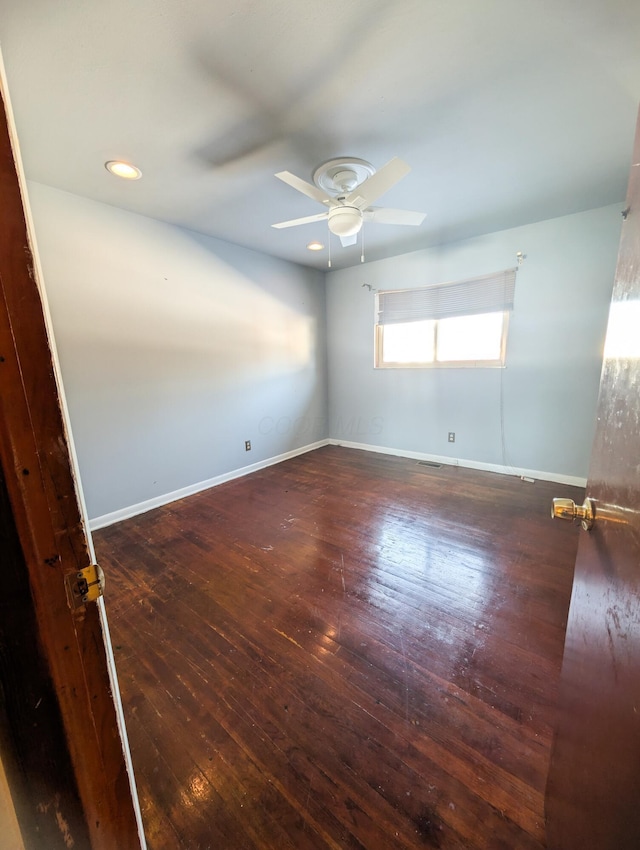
[{"left": 374, "top": 268, "right": 516, "bottom": 370}]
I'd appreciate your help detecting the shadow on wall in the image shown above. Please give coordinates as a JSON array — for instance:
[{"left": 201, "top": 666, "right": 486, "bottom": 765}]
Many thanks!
[
  {"left": 59, "top": 240, "right": 317, "bottom": 381},
  {"left": 28, "top": 183, "right": 328, "bottom": 518}
]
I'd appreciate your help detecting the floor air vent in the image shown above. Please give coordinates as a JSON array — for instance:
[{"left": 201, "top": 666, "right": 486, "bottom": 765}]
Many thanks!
[{"left": 417, "top": 461, "right": 442, "bottom": 468}]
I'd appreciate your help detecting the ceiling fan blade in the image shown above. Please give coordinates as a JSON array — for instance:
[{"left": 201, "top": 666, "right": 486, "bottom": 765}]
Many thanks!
[
  {"left": 345, "top": 157, "right": 411, "bottom": 208},
  {"left": 339, "top": 234, "right": 358, "bottom": 247},
  {"left": 364, "top": 207, "right": 426, "bottom": 226},
  {"left": 271, "top": 212, "right": 328, "bottom": 229},
  {"left": 275, "top": 171, "right": 333, "bottom": 206}
]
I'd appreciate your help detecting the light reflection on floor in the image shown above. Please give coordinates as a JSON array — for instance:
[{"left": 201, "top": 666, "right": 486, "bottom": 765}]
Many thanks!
[{"left": 371, "top": 507, "right": 490, "bottom": 621}]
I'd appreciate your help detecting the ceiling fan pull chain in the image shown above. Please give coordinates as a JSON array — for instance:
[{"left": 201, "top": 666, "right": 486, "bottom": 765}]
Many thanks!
[
  {"left": 328, "top": 225, "right": 332, "bottom": 269},
  {"left": 361, "top": 225, "right": 365, "bottom": 264}
]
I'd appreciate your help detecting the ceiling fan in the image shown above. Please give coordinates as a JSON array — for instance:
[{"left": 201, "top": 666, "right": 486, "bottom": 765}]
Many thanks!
[{"left": 271, "top": 157, "right": 426, "bottom": 248}]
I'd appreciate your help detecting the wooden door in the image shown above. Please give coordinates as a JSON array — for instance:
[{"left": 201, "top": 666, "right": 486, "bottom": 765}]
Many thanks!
[
  {"left": 0, "top": 75, "right": 142, "bottom": 848},
  {"left": 545, "top": 109, "right": 640, "bottom": 847}
]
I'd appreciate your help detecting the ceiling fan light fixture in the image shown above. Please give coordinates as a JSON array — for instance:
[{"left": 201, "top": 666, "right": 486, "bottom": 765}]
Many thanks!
[
  {"left": 105, "top": 160, "right": 142, "bottom": 180},
  {"left": 328, "top": 206, "right": 363, "bottom": 237}
]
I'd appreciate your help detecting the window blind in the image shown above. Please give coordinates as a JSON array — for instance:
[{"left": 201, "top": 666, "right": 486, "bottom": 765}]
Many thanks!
[{"left": 376, "top": 267, "right": 517, "bottom": 325}]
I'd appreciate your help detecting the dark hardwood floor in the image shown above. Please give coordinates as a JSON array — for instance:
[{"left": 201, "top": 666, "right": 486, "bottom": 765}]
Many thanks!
[{"left": 94, "top": 446, "right": 583, "bottom": 850}]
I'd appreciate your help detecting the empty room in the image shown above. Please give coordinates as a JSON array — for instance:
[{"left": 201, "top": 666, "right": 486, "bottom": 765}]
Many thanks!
[{"left": 1, "top": 2, "right": 640, "bottom": 849}]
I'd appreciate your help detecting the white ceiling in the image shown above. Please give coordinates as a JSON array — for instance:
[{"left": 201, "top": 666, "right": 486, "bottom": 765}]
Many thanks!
[{"left": 1, "top": 0, "right": 639, "bottom": 270}]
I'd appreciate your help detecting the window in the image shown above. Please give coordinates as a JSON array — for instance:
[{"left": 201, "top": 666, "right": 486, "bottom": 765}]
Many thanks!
[{"left": 375, "top": 268, "right": 516, "bottom": 368}]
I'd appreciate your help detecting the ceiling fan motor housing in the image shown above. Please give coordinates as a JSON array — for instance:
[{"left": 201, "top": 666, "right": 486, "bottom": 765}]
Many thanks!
[
  {"left": 331, "top": 169, "right": 359, "bottom": 193},
  {"left": 313, "top": 157, "right": 375, "bottom": 195},
  {"left": 328, "top": 205, "right": 363, "bottom": 237}
]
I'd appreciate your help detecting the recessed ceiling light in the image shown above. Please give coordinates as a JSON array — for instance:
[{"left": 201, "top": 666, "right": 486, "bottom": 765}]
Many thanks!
[
  {"left": 307, "top": 241, "right": 324, "bottom": 251},
  {"left": 105, "top": 160, "right": 142, "bottom": 180}
]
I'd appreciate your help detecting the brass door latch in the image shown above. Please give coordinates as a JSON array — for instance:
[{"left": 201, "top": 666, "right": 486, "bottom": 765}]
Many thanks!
[{"left": 65, "top": 564, "right": 105, "bottom": 609}]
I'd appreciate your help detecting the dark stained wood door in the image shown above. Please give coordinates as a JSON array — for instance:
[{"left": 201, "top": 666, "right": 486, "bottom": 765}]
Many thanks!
[
  {"left": 0, "top": 79, "right": 142, "bottom": 847},
  {"left": 545, "top": 109, "right": 640, "bottom": 848}
]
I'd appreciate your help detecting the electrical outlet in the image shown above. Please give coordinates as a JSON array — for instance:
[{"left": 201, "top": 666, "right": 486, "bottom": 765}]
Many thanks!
[
  {"left": 448, "top": 432, "right": 455, "bottom": 443},
  {"left": 245, "top": 440, "right": 251, "bottom": 451}
]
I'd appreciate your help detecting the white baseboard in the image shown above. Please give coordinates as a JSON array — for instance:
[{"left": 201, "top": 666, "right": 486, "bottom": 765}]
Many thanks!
[
  {"left": 328, "top": 439, "right": 587, "bottom": 488},
  {"left": 89, "top": 439, "right": 330, "bottom": 530},
  {"left": 90, "top": 436, "right": 585, "bottom": 530}
]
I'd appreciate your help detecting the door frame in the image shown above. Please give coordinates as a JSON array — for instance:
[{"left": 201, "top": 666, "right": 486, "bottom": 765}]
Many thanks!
[{"left": 0, "top": 55, "right": 144, "bottom": 848}]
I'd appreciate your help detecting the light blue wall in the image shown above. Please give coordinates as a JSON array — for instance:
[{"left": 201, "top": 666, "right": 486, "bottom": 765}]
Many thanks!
[
  {"left": 29, "top": 186, "right": 620, "bottom": 521},
  {"left": 326, "top": 205, "right": 621, "bottom": 479},
  {"left": 28, "top": 182, "right": 328, "bottom": 519}
]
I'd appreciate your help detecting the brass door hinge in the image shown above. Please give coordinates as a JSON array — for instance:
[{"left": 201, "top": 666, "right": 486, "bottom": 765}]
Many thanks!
[{"left": 65, "top": 564, "right": 105, "bottom": 609}]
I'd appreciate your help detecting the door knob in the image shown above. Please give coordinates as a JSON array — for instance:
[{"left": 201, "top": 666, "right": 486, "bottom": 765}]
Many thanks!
[{"left": 551, "top": 497, "right": 595, "bottom": 531}]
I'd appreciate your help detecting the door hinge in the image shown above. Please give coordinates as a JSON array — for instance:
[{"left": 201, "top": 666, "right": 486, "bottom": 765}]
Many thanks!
[{"left": 65, "top": 564, "right": 105, "bottom": 609}]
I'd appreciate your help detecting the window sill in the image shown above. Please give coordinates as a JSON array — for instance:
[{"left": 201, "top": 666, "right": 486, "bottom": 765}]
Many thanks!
[{"left": 374, "top": 360, "right": 506, "bottom": 369}]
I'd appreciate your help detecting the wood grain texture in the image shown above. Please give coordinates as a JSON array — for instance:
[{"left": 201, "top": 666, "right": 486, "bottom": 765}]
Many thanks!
[
  {"left": 0, "top": 90, "right": 140, "bottom": 848},
  {"left": 545, "top": 108, "right": 640, "bottom": 849},
  {"left": 95, "top": 446, "right": 583, "bottom": 849},
  {"left": 0, "top": 462, "right": 91, "bottom": 849}
]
